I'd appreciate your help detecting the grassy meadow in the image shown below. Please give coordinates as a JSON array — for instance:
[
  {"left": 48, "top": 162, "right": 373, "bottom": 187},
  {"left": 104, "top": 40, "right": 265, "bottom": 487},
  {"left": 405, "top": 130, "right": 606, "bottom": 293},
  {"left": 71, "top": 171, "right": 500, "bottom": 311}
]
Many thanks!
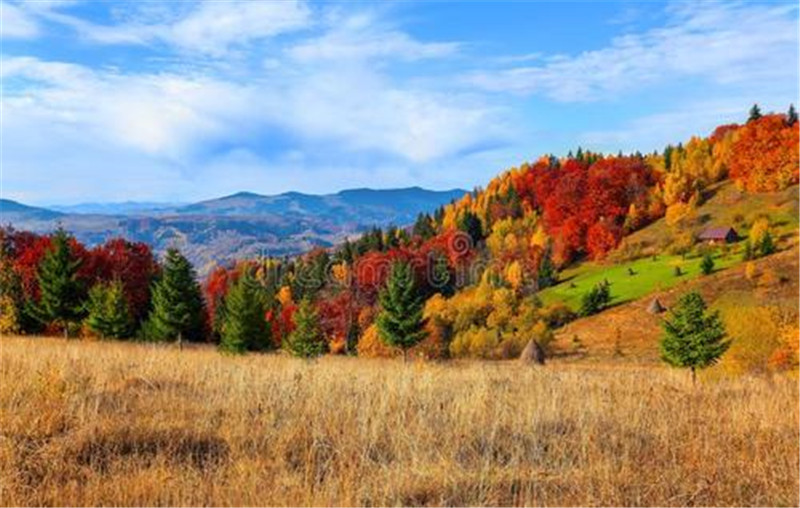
[{"left": 1, "top": 336, "right": 798, "bottom": 507}]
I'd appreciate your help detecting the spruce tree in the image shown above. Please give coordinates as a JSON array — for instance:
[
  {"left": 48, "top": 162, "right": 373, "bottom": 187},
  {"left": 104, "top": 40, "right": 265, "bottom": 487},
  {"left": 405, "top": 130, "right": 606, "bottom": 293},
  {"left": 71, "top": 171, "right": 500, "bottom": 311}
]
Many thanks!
[
  {"left": 758, "top": 231, "right": 775, "bottom": 257},
  {"left": 537, "top": 244, "right": 557, "bottom": 290},
  {"left": 700, "top": 252, "right": 715, "bottom": 275},
  {"left": 219, "top": 269, "right": 270, "bottom": 354},
  {"left": 376, "top": 261, "right": 427, "bottom": 360},
  {"left": 35, "top": 228, "right": 85, "bottom": 337},
  {"left": 578, "top": 281, "right": 611, "bottom": 317},
  {"left": 787, "top": 104, "right": 798, "bottom": 126},
  {"left": 457, "top": 211, "right": 483, "bottom": 245},
  {"left": 145, "top": 248, "right": 206, "bottom": 345},
  {"left": 413, "top": 213, "right": 436, "bottom": 240},
  {"left": 85, "top": 280, "right": 134, "bottom": 339},
  {"left": 748, "top": 103, "right": 762, "bottom": 123},
  {"left": 284, "top": 298, "right": 326, "bottom": 358},
  {"left": 660, "top": 291, "right": 729, "bottom": 382}
]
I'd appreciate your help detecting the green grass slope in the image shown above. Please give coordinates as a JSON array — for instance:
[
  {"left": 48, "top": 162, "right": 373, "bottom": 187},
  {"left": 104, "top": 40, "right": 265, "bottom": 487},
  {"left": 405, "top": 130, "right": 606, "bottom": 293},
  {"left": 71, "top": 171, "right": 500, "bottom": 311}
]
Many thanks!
[{"left": 539, "top": 181, "right": 798, "bottom": 311}]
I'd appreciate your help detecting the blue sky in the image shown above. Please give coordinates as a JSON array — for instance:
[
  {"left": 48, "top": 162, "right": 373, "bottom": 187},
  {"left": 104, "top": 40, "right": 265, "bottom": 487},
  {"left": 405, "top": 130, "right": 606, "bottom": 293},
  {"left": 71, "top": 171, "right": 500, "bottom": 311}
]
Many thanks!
[{"left": 1, "top": 0, "right": 797, "bottom": 205}]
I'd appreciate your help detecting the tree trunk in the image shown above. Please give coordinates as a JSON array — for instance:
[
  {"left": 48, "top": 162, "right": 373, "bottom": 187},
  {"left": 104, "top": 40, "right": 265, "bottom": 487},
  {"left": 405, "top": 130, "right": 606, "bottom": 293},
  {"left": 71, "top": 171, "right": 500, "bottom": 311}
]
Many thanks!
[
  {"left": 691, "top": 366, "right": 696, "bottom": 385},
  {"left": 402, "top": 348, "right": 408, "bottom": 363},
  {"left": 63, "top": 323, "right": 68, "bottom": 340},
  {"left": 178, "top": 331, "right": 183, "bottom": 351}
]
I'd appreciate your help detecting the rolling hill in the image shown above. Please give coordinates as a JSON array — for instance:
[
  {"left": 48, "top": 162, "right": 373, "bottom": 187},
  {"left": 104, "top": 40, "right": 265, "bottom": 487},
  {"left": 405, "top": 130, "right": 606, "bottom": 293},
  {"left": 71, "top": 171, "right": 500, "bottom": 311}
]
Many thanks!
[{"left": 0, "top": 187, "right": 466, "bottom": 274}]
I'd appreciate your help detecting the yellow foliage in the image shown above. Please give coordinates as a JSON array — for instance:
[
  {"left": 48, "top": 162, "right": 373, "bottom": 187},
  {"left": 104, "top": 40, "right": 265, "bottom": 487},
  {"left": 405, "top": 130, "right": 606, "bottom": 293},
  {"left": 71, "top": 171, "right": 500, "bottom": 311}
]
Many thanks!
[
  {"left": 720, "top": 306, "right": 784, "bottom": 375},
  {"left": 277, "top": 286, "right": 293, "bottom": 307},
  {"left": 0, "top": 294, "right": 20, "bottom": 334},
  {"left": 665, "top": 202, "right": 693, "bottom": 226},
  {"left": 331, "top": 263, "right": 350, "bottom": 285},
  {"left": 744, "top": 262, "right": 757, "bottom": 281},
  {"left": 749, "top": 217, "right": 770, "bottom": 246},
  {"left": 357, "top": 324, "right": 396, "bottom": 358},
  {"left": 505, "top": 261, "right": 523, "bottom": 291}
]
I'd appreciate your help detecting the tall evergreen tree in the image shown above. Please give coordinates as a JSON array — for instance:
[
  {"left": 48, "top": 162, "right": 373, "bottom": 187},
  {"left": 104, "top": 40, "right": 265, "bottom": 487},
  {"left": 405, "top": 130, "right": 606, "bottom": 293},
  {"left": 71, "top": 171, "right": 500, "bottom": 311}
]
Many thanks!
[
  {"left": 660, "top": 291, "right": 730, "bottom": 382},
  {"left": 34, "top": 228, "right": 85, "bottom": 337},
  {"left": 748, "top": 103, "right": 762, "bottom": 123},
  {"left": 758, "top": 230, "right": 776, "bottom": 257},
  {"left": 413, "top": 213, "right": 436, "bottom": 240},
  {"left": 700, "top": 252, "right": 715, "bottom": 275},
  {"left": 85, "top": 280, "right": 134, "bottom": 339},
  {"left": 377, "top": 261, "right": 427, "bottom": 360},
  {"left": 787, "top": 104, "right": 798, "bottom": 126},
  {"left": 145, "top": 248, "right": 206, "bottom": 346},
  {"left": 578, "top": 281, "right": 611, "bottom": 317},
  {"left": 284, "top": 298, "right": 326, "bottom": 358},
  {"left": 457, "top": 211, "right": 483, "bottom": 245},
  {"left": 537, "top": 244, "right": 557, "bottom": 290},
  {"left": 219, "top": 269, "right": 270, "bottom": 354}
]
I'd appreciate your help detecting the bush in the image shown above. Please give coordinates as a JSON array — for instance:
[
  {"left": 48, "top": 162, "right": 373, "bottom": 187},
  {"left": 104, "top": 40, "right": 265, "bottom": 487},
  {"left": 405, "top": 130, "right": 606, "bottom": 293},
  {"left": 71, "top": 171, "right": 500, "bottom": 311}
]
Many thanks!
[
  {"left": 700, "top": 253, "right": 715, "bottom": 275},
  {"left": 579, "top": 281, "right": 611, "bottom": 317}
]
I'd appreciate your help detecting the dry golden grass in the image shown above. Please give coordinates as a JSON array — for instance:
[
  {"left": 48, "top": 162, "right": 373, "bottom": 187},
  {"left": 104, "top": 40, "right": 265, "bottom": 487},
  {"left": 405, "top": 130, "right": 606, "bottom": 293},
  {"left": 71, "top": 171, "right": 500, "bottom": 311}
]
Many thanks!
[{"left": 1, "top": 336, "right": 798, "bottom": 507}]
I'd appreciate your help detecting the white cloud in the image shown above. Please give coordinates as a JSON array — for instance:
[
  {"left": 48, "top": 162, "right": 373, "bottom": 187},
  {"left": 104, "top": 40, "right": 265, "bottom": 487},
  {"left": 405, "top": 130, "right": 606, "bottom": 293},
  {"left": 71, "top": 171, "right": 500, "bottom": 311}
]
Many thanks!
[
  {"left": 0, "top": 0, "right": 39, "bottom": 38},
  {"left": 287, "top": 12, "right": 459, "bottom": 63},
  {"left": 34, "top": 0, "right": 312, "bottom": 55},
  {"left": 465, "top": 2, "right": 798, "bottom": 102}
]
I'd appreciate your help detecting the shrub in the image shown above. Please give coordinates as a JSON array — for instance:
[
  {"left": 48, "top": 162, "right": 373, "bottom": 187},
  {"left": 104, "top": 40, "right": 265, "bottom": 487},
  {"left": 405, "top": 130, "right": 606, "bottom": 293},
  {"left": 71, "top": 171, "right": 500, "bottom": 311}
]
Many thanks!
[{"left": 578, "top": 281, "right": 611, "bottom": 317}]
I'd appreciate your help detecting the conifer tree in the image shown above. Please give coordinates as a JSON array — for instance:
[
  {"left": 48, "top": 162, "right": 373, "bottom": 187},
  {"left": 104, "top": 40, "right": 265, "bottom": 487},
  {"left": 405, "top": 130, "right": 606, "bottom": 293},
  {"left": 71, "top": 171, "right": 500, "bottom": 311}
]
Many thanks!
[
  {"left": 660, "top": 291, "right": 729, "bottom": 382},
  {"left": 85, "top": 280, "right": 134, "bottom": 339},
  {"left": 700, "top": 252, "right": 715, "bottom": 275},
  {"left": 758, "top": 230, "right": 775, "bottom": 257},
  {"left": 413, "top": 213, "right": 436, "bottom": 240},
  {"left": 219, "top": 269, "right": 270, "bottom": 354},
  {"left": 748, "top": 103, "right": 762, "bottom": 123},
  {"left": 787, "top": 104, "right": 798, "bottom": 127},
  {"left": 377, "top": 261, "right": 427, "bottom": 360},
  {"left": 35, "top": 228, "right": 84, "bottom": 337},
  {"left": 578, "top": 281, "right": 611, "bottom": 317},
  {"left": 284, "top": 298, "right": 326, "bottom": 358},
  {"left": 537, "top": 244, "right": 557, "bottom": 290},
  {"left": 145, "top": 248, "right": 206, "bottom": 346},
  {"left": 457, "top": 211, "right": 483, "bottom": 245}
]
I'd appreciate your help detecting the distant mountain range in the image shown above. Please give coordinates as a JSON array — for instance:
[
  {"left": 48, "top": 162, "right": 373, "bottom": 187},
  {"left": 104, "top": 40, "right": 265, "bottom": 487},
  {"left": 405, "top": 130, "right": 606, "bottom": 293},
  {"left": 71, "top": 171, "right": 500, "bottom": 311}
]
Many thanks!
[{"left": 0, "top": 187, "right": 466, "bottom": 275}]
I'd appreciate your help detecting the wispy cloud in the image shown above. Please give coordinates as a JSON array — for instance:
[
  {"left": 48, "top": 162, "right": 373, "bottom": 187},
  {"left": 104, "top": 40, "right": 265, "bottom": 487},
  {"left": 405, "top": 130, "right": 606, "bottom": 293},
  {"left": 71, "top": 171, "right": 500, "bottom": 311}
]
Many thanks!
[
  {"left": 465, "top": 2, "right": 798, "bottom": 102},
  {"left": 0, "top": 0, "right": 40, "bottom": 39},
  {"left": 30, "top": 0, "right": 312, "bottom": 55}
]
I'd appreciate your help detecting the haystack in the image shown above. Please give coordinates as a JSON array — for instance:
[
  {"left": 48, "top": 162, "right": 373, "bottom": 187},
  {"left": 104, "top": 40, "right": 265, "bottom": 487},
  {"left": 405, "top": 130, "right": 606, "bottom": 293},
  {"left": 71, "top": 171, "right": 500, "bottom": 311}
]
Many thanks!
[
  {"left": 647, "top": 298, "right": 666, "bottom": 314},
  {"left": 519, "top": 340, "right": 546, "bottom": 365}
]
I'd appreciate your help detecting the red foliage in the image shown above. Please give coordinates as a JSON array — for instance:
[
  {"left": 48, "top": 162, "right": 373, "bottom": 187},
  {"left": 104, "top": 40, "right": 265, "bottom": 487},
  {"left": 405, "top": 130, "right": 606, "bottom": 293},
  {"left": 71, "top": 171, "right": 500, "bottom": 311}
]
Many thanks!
[
  {"left": 204, "top": 265, "right": 234, "bottom": 330},
  {"left": 267, "top": 303, "right": 296, "bottom": 348},
  {"left": 86, "top": 239, "right": 159, "bottom": 320},
  {"left": 729, "top": 114, "right": 799, "bottom": 192},
  {"left": 586, "top": 221, "right": 622, "bottom": 259},
  {"left": 11, "top": 232, "right": 51, "bottom": 300},
  {"left": 317, "top": 291, "right": 358, "bottom": 345},
  {"left": 709, "top": 123, "right": 739, "bottom": 143}
]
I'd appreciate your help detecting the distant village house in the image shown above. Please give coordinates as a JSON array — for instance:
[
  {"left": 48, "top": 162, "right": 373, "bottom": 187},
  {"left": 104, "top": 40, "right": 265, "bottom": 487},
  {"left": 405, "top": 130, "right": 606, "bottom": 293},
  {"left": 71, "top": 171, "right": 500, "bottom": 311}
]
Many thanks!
[{"left": 698, "top": 226, "right": 739, "bottom": 244}]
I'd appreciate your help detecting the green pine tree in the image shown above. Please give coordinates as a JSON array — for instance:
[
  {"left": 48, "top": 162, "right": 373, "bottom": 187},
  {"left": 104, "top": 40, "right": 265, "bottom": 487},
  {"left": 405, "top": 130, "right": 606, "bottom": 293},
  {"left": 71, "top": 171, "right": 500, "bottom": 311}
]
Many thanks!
[
  {"left": 284, "top": 298, "right": 326, "bottom": 358},
  {"left": 219, "top": 269, "right": 270, "bottom": 354},
  {"left": 748, "top": 103, "right": 762, "bottom": 123},
  {"left": 537, "top": 244, "right": 557, "bottom": 290},
  {"left": 660, "top": 291, "right": 730, "bottom": 382},
  {"left": 413, "top": 213, "right": 436, "bottom": 240},
  {"left": 578, "top": 281, "right": 611, "bottom": 317},
  {"left": 742, "top": 240, "right": 753, "bottom": 261},
  {"left": 457, "top": 211, "right": 483, "bottom": 245},
  {"left": 787, "top": 104, "right": 798, "bottom": 126},
  {"left": 376, "top": 261, "right": 427, "bottom": 360},
  {"left": 145, "top": 248, "right": 206, "bottom": 346},
  {"left": 700, "top": 252, "right": 715, "bottom": 275},
  {"left": 85, "top": 280, "right": 134, "bottom": 339},
  {"left": 34, "top": 228, "right": 85, "bottom": 337},
  {"left": 758, "top": 231, "right": 775, "bottom": 257}
]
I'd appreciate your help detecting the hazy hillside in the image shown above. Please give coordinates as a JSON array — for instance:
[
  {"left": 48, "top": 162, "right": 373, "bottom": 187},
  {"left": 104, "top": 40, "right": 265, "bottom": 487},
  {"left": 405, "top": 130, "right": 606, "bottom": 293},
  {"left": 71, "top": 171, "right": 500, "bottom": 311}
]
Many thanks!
[{"left": 0, "top": 187, "right": 466, "bottom": 274}]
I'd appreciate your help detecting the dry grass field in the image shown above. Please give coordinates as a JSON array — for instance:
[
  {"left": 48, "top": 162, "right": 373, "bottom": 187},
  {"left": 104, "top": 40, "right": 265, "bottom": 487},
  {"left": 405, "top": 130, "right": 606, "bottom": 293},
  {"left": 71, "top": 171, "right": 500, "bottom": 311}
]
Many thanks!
[{"left": 1, "top": 336, "right": 798, "bottom": 507}]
